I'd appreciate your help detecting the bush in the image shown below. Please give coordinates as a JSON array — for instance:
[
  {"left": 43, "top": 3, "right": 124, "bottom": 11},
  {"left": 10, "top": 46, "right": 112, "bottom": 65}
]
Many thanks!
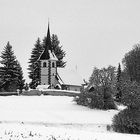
[
  {"left": 103, "top": 87, "right": 117, "bottom": 110},
  {"left": 104, "top": 97, "right": 117, "bottom": 110},
  {"left": 90, "top": 87, "right": 117, "bottom": 110},
  {"left": 112, "top": 108, "right": 140, "bottom": 134},
  {"left": 88, "top": 90, "right": 104, "bottom": 109},
  {"left": 75, "top": 87, "right": 117, "bottom": 110},
  {"left": 74, "top": 88, "right": 89, "bottom": 106}
]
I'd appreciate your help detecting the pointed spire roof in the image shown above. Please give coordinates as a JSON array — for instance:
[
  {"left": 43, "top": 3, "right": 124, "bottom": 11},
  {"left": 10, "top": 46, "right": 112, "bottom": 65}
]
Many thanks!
[
  {"left": 40, "top": 23, "right": 52, "bottom": 60},
  {"left": 46, "top": 22, "right": 52, "bottom": 51},
  {"left": 39, "top": 23, "right": 58, "bottom": 61}
]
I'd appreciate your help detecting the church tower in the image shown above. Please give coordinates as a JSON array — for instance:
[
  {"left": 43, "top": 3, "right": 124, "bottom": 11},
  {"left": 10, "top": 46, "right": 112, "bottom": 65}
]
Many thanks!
[{"left": 39, "top": 24, "right": 58, "bottom": 88}]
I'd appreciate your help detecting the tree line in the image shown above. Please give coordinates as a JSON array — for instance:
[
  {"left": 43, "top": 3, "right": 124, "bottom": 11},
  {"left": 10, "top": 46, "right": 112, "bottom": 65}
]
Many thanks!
[
  {"left": 0, "top": 42, "right": 24, "bottom": 92},
  {"left": 0, "top": 34, "right": 65, "bottom": 92},
  {"left": 75, "top": 43, "right": 140, "bottom": 134}
]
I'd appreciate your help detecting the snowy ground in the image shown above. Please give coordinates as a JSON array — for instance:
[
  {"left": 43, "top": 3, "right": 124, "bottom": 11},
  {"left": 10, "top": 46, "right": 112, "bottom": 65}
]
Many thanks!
[{"left": 0, "top": 95, "right": 139, "bottom": 140}]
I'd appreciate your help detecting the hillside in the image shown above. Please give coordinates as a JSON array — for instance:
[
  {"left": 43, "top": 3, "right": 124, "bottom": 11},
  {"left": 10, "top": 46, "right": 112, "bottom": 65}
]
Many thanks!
[{"left": 0, "top": 96, "right": 139, "bottom": 140}]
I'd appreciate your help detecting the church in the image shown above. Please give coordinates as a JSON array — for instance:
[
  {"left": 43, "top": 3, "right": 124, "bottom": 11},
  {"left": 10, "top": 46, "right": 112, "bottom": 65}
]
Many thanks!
[{"left": 37, "top": 24, "right": 84, "bottom": 92}]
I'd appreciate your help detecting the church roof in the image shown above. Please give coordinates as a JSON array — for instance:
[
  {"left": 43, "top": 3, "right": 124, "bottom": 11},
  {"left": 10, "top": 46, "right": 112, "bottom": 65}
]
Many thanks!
[
  {"left": 48, "top": 50, "right": 58, "bottom": 61},
  {"left": 57, "top": 68, "right": 84, "bottom": 86},
  {"left": 39, "top": 49, "right": 50, "bottom": 60},
  {"left": 40, "top": 23, "right": 57, "bottom": 61}
]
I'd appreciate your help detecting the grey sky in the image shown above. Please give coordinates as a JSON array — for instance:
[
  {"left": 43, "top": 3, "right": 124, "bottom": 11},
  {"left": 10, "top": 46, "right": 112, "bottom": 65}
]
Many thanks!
[{"left": 0, "top": 0, "right": 140, "bottom": 82}]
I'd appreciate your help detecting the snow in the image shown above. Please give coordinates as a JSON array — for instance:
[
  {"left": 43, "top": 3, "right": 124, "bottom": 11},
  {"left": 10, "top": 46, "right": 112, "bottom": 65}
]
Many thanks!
[
  {"left": 0, "top": 124, "right": 140, "bottom": 140},
  {"left": 48, "top": 50, "right": 58, "bottom": 61},
  {"left": 36, "top": 88, "right": 80, "bottom": 94},
  {"left": 57, "top": 68, "right": 84, "bottom": 86},
  {"left": 0, "top": 96, "right": 116, "bottom": 124},
  {"left": 36, "top": 85, "right": 50, "bottom": 91},
  {"left": 0, "top": 95, "right": 139, "bottom": 140}
]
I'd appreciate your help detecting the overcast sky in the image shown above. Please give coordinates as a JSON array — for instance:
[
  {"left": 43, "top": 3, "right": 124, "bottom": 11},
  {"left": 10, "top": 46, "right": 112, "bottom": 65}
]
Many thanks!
[{"left": 0, "top": 0, "right": 140, "bottom": 82}]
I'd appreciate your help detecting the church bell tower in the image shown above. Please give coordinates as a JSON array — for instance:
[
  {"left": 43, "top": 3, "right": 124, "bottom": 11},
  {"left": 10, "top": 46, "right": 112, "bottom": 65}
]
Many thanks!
[{"left": 39, "top": 23, "right": 58, "bottom": 88}]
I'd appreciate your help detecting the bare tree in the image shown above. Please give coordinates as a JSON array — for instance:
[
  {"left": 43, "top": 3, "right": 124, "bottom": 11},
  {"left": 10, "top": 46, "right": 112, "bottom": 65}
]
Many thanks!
[{"left": 89, "top": 65, "right": 116, "bottom": 91}]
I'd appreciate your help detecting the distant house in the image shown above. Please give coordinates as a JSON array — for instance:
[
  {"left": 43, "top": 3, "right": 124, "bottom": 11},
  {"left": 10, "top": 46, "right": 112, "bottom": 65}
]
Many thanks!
[{"left": 37, "top": 24, "right": 84, "bottom": 91}]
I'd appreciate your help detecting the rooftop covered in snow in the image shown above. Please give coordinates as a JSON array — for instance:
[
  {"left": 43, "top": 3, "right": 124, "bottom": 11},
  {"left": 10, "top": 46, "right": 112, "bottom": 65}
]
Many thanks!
[{"left": 57, "top": 68, "right": 84, "bottom": 86}]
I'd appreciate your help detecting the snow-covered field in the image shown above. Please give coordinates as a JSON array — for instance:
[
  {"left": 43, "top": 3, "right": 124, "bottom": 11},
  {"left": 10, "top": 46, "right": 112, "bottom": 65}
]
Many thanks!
[{"left": 0, "top": 95, "right": 139, "bottom": 140}]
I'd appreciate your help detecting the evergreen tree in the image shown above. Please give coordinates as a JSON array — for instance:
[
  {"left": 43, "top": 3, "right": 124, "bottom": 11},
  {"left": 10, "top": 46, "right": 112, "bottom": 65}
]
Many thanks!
[
  {"left": 117, "top": 63, "right": 121, "bottom": 83},
  {"left": 51, "top": 34, "right": 66, "bottom": 67},
  {"left": 16, "top": 61, "right": 25, "bottom": 92},
  {"left": 0, "top": 42, "right": 20, "bottom": 91},
  {"left": 112, "top": 81, "right": 140, "bottom": 134},
  {"left": 116, "top": 63, "right": 122, "bottom": 102},
  {"left": 28, "top": 38, "right": 43, "bottom": 89},
  {"left": 122, "top": 44, "right": 140, "bottom": 82}
]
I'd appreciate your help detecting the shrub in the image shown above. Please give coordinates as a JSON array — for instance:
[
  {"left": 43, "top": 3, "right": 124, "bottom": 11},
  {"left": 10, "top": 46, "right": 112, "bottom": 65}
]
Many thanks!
[
  {"left": 103, "top": 87, "right": 117, "bottom": 110},
  {"left": 88, "top": 90, "right": 104, "bottom": 109},
  {"left": 106, "top": 125, "right": 112, "bottom": 131},
  {"left": 74, "top": 88, "right": 88, "bottom": 106},
  {"left": 112, "top": 108, "right": 140, "bottom": 134},
  {"left": 74, "top": 94, "right": 88, "bottom": 106},
  {"left": 75, "top": 87, "right": 117, "bottom": 110},
  {"left": 104, "top": 97, "right": 117, "bottom": 110}
]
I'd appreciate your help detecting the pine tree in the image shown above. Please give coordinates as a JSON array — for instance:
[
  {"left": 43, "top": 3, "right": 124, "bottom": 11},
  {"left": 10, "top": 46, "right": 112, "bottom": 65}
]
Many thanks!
[
  {"left": 122, "top": 44, "right": 140, "bottom": 82},
  {"left": 16, "top": 61, "right": 25, "bottom": 92},
  {"left": 28, "top": 38, "right": 43, "bottom": 89},
  {"left": 116, "top": 63, "right": 122, "bottom": 102},
  {"left": 117, "top": 63, "right": 121, "bottom": 83},
  {"left": 51, "top": 34, "right": 66, "bottom": 67},
  {"left": 0, "top": 42, "right": 20, "bottom": 91}
]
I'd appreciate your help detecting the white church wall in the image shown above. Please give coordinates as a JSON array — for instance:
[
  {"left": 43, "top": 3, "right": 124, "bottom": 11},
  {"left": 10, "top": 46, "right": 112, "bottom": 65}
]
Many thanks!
[
  {"left": 50, "top": 60, "right": 57, "bottom": 88},
  {"left": 41, "top": 68, "right": 49, "bottom": 75},
  {"left": 51, "top": 68, "right": 56, "bottom": 75},
  {"left": 41, "top": 76, "right": 48, "bottom": 85},
  {"left": 51, "top": 76, "right": 58, "bottom": 88}
]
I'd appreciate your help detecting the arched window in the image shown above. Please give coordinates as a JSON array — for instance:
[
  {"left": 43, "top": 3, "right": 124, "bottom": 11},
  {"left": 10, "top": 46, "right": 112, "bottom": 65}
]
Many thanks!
[
  {"left": 52, "top": 62, "right": 55, "bottom": 68},
  {"left": 43, "top": 62, "right": 47, "bottom": 67}
]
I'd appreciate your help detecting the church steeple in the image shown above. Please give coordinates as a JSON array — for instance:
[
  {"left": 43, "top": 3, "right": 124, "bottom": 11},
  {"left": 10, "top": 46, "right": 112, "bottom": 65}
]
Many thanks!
[
  {"left": 40, "top": 23, "right": 52, "bottom": 60},
  {"left": 39, "top": 23, "right": 58, "bottom": 87},
  {"left": 45, "top": 22, "right": 52, "bottom": 51}
]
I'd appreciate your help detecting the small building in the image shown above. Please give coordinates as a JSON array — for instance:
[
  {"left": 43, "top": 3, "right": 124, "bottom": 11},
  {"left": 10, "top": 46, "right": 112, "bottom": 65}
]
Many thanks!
[{"left": 37, "top": 23, "right": 84, "bottom": 91}]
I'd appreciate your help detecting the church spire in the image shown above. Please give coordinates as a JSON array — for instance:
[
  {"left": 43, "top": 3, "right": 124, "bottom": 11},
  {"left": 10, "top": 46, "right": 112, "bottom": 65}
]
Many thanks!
[
  {"left": 39, "top": 23, "right": 52, "bottom": 60},
  {"left": 46, "top": 22, "right": 52, "bottom": 51}
]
